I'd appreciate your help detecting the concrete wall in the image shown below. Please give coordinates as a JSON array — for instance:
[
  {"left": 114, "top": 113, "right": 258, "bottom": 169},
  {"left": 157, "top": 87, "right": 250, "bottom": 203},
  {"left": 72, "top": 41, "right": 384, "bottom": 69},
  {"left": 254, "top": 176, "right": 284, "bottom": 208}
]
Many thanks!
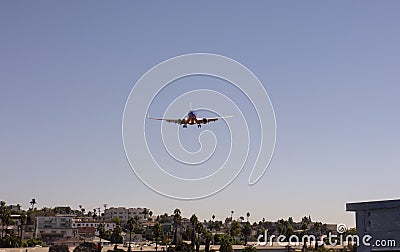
[{"left": 347, "top": 199, "right": 400, "bottom": 252}]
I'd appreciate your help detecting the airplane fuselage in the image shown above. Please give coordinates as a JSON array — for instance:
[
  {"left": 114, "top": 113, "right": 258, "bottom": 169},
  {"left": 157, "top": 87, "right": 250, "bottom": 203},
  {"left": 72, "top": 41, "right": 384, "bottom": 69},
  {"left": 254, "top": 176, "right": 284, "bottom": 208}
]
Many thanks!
[
  {"left": 185, "top": 111, "right": 197, "bottom": 125},
  {"left": 180, "top": 111, "right": 204, "bottom": 128}
]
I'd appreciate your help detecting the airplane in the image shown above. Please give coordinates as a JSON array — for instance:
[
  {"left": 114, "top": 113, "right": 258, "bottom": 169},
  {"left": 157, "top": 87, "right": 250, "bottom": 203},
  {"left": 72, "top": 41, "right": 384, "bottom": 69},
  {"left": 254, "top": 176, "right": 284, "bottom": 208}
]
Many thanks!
[{"left": 148, "top": 104, "right": 232, "bottom": 128}]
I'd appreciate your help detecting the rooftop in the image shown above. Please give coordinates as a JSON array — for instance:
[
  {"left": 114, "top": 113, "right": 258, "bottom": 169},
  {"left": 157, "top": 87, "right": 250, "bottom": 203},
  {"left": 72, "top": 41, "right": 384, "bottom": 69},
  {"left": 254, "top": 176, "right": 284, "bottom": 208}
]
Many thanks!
[{"left": 346, "top": 198, "right": 400, "bottom": 211}]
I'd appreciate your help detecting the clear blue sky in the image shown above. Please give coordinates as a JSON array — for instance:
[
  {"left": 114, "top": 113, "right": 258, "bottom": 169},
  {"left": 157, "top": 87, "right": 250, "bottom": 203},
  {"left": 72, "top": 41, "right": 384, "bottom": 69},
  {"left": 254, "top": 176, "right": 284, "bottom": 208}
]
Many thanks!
[{"left": 1, "top": 1, "right": 400, "bottom": 227}]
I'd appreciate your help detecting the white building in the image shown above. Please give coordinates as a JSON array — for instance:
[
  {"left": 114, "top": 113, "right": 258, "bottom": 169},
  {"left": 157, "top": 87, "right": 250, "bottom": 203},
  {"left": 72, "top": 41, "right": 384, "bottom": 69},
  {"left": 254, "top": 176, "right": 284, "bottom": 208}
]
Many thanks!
[
  {"left": 35, "top": 215, "right": 76, "bottom": 241},
  {"left": 104, "top": 207, "right": 150, "bottom": 224},
  {"left": 71, "top": 218, "right": 116, "bottom": 231},
  {"left": 35, "top": 215, "right": 117, "bottom": 244}
]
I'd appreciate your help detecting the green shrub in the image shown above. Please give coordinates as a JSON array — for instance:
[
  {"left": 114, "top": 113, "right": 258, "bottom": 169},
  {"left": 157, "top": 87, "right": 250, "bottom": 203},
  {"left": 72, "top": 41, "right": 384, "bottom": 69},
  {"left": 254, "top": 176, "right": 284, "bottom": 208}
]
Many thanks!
[
  {"left": 73, "top": 242, "right": 97, "bottom": 252},
  {"left": 49, "top": 244, "right": 69, "bottom": 252}
]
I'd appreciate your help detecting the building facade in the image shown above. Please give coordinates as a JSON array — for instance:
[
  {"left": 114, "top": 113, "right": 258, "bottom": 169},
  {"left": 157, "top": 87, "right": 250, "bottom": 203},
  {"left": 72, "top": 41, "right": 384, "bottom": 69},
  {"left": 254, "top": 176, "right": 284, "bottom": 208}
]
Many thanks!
[
  {"left": 35, "top": 215, "right": 116, "bottom": 245},
  {"left": 104, "top": 207, "right": 150, "bottom": 224},
  {"left": 35, "top": 215, "right": 76, "bottom": 243},
  {"left": 347, "top": 199, "right": 400, "bottom": 252}
]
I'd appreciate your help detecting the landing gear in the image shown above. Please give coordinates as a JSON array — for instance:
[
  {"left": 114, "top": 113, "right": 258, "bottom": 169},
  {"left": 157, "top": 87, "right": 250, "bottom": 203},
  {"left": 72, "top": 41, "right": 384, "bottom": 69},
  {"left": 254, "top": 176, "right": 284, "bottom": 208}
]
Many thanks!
[
  {"left": 183, "top": 125, "right": 187, "bottom": 128},
  {"left": 197, "top": 124, "right": 201, "bottom": 128}
]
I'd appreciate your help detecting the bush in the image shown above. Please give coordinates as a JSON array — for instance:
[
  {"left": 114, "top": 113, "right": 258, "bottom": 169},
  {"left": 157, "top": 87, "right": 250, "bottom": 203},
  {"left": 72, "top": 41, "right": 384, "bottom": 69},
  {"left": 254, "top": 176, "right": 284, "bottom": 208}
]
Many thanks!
[
  {"left": 73, "top": 242, "right": 97, "bottom": 252},
  {"left": 219, "top": 235, "right": 233, "bottom": 252},
  {"left": 106, "top": 244, "right": 124, "bottom": 252},
  {"left": 166, "top": 242, "right": 194, "bottom": 252},
  {"left": 23, "top": 238, "right": 44, "bottom": 247},
  {"left": 49, "top": 244, "right": 69, "bottom": 252},
  {"left": 243, "top": 245, "right": 257, "bottom": 252}
]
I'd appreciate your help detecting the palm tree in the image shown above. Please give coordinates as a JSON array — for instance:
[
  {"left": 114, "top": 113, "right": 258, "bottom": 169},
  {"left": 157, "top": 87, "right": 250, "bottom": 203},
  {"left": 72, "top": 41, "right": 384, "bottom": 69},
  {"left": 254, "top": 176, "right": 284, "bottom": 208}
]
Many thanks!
[
  {"left": 127, "top": 218, "right": 136, "bottom": 252},
  {"left": 195, "top": 222, "right": 204, "bottom": 252},
  {"left": 97, "top": 223, "right": 105, "bottom": 238},
  {"left": 219, "top": 235, "right": 233, "bottom": 252},
  {"left": 190, "top": 214, "right": 199, "bottom": 246},
  {"left": 142, "top": 208, "right": 149, "bottom": 220},
  {"left": 0, "top": 201, "right": 9, "bottom": 239},
  {"left": 229, "top": 220, "right": 241, "bottom": 238},
  {"left": 172, "top": 208, "right": 181, "bottom": 245},
  {"left": 19, "top": 212, "right": 27, "bottom": 246},
  {"left": 29, "top": 199, "right": 36, "bottom": 210},
  {"left": 246, "top": 212, "right": 250, "bottom": 222},
  {"left": 313, "top": 221, "right": 322, "bottom": 249},
  {"left": 301, "top": 216, "right": 309, "bottom": 233},
  {"left": 203, "top": 230, "right": 213, "bottom": 252},
  {"left": 242, "top": 222, "right": 252, "bottom": 245},
  {"left": 230, "top": 210, "right": 234, "bottom": 220},
  {"left": 96, "top": 223, "right": 105, "bottom": 252},
  {"left": 133, "top": 215, "right": 140, "bottom": 224},
  {"left": 153, "top": 222, "right": 162, "bottom": 251},
  {"left": 211, "top": 215, "right": 216, "bottom": 231}
]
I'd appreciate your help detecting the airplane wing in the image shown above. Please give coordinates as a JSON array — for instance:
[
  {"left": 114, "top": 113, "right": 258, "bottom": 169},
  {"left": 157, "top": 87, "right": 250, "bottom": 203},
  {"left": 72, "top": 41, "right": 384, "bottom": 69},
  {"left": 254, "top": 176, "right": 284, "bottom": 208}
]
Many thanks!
[
  {"left": 147, "top": 117, "right": 182, "bottom": 124},
  {"left": 200, "top": 116, "right": 233, "bottom": 124}
]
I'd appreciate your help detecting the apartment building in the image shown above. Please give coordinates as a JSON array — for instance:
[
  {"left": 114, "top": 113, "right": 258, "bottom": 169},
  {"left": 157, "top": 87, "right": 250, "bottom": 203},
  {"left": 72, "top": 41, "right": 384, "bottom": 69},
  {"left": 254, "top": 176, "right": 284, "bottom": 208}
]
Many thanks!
[
  {"left": 104, "top": 207, "right": 150, "bottom": 224},
  {"left": 35, "top": 215, "right": 117, "bottom": 245},
  {"left": 35, "top": 215, "right": 76, "bottom": 242}
]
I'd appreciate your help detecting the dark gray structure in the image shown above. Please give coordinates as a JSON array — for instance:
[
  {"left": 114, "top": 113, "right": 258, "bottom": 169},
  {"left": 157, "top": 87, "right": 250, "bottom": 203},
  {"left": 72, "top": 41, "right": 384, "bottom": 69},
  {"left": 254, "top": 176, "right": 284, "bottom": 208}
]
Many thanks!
[{"left": 347, "top": 199, "right": 400, "bottom": 252}]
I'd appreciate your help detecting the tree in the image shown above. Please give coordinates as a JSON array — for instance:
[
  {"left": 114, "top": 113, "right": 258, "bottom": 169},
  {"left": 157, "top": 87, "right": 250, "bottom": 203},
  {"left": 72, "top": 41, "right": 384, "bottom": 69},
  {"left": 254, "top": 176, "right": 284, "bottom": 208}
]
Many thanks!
[
  {"left": 172, "top": 209, "right": 181, "bottom": 245},
  {"left": 301, "top": 216, "right": 310, "bottom": 233},
  {"left": 246, "top": 212, "right": 250, "bottom": 222},
  {"left": 243, "top": 245, "right": 256, "bottom": 252},
  {"left": 153, "top": 222, "right": 162, "bottom": 251},
  {"left": 229, "top": 220, "right": 241, "bottom": 238},
  {"left": 0, "top": 205, "right": 20, "bottom": 249},
  {"left": 126, "top": 218, "right": 135, "bottom": 252},
  {"left": 110, "top": 224, "right": 123, "bottom": 244},
  {"left": 25, "top": 238, "right": 43, "bottom": 247},
  {"left": 230, "top": 211, "right": 234, "bottom": 220},
  {"left": 49, "top": 244, "right": 69, "bottom": 252},
  {"left": 189, "top": 214, "right": 199, "bottom": 247},
  {"left": 288, "top": 217, "right": 294, "bottom": 224},
  {"left": 142, "top": 208, "right": 149, "bottom": 220},
  {"left": 313, "top": 222, "right": 322, "bottom": 249},
  {"left": 219, "top": 235, "right": 233, "bottom": 252},
  {"left": 0, "top": 201, "right": 8, "bottom": 239},
  {"left": 74, "top": 242, "right": 97, "bottom": 252},
  {"left": 194, "top": 222, "right": 204, "bottom": 252},
  {"left": 111, "top": 217, "right": 121, "bottom": 226},
  {"left": 203, "top": 230, "right": 213, "bottom": 252},
  {"left": 29, "top": 199, "right": 36, "bottom": 210},
  {"left": 19, "top": 212, "right": 27, "bottom": 245},
  {"left": 242, "top": 222, "right": 252, "bottom": 245},
  {"left": 92, "top": 209, "right": 97, "bottom": 220},
  {"left": 96, "top": 223, "right": 106, "bottom": 239}
]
